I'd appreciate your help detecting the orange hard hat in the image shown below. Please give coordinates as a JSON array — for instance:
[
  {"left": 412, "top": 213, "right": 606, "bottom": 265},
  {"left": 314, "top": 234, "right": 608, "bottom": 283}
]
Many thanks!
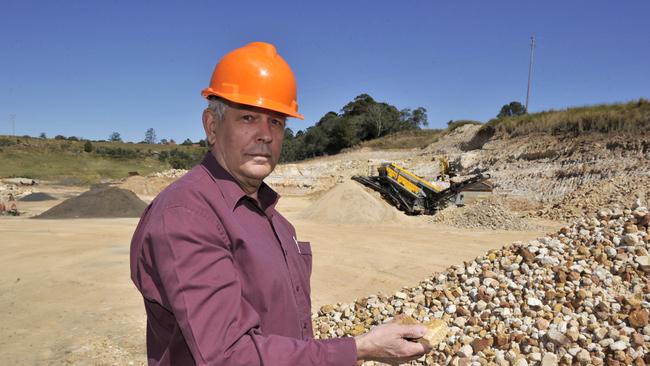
[{"left": 202, "top": 42, "right": 304, "bottom": 120}]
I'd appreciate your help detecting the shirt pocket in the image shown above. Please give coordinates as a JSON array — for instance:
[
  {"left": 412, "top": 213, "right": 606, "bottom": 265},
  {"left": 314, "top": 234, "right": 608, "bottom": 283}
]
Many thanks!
[{"left": 296, "top": 240, "right": 312, "bottom": 277}]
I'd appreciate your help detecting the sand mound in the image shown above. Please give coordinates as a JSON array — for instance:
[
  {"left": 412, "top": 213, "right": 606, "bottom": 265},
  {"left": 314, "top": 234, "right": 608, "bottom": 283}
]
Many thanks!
[
  {"left": 115, "top": 175, "right": 178, "bottom": 200},
  {"left": 299, "top": 180, "right": 400, "bottom": 224},
  {"left": 430, "top": 196, "right": 535, "bottom": 230},
  {"left": 19, "top": 192, "right": 57, "bottom": 201},
  {"left": 34, "top": 187, "right": 147, "bottom": 219}
]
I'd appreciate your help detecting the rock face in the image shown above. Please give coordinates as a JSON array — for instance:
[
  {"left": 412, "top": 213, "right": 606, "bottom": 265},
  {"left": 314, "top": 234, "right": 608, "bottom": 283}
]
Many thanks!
[
  {"left": 312, "top": 204, "right": 650, "bottom": 365},
  {"left": 462, "top": 133, "right": 649, "bottom": 202},
  {"left": 267, "top": 129, "right": 649, "bottom": 227},
  {"left": 534, "top": 176, "right": 650, "bottom": 221}
]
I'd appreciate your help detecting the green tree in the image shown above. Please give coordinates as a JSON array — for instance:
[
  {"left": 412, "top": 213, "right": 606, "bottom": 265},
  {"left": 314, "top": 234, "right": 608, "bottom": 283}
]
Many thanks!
[
  {"left": 39, "top": 132, "right": 46, "bottom": 139},
  {"left": 55, "top": 134, "right": 66, "bottom": 140},
  {"left": 83, "top": 140, "right": 93, "bottom": 152},
  {"left": 497, "top": 101, "right": 527, "bottom": 118},
  {"left": 280, "top": 128, "right": 300, "bottom": 162},
  {"left": 109, "top": 132, "right": 122, "bottom": 142},
  {"left": 341, "top": 94, "right": 376, "bottom": 116},
  {"left": 302, "top": 126, "right": 328, "bottom": 157},
  {"left": 401, "top": 107, "right": 428, "bottom": 129},
  {"left": 326, "top": 119, "right": 355, "bottom": 154},
  {"left": 181, "top": 138, "right": 193, "bottom": 146},
  {"left": 279, "top": 93, "right": 429, "bottom": 161},
  {"left": 144, "top": 128, "right": 157, "bottom": 144}
]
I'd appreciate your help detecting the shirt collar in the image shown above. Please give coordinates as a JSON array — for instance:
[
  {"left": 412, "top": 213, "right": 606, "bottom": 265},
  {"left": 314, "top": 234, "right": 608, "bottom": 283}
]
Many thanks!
[{"left": 200, "top": 152, "right": 280, "bottom": 216}]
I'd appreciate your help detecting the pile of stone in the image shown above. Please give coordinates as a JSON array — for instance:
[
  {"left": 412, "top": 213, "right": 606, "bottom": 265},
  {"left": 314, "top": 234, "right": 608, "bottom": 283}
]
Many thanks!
[
  {"left": 34, "top": 187, "right": 147, "bottom": 219},
  {"left": 150, "top": 169, "right": 187, "bottom": 179},
  {"left": 313, "top": 204, "right": 649, "bottom": 365},
  {"left": 0, "top": 182, "right": 31, "bottom": 201},
  {"left": 429, "top": 197, "right": 536, "bottom": 231},
  {"left": 535, "top": 176, "right": 650, "bottom": 222}
]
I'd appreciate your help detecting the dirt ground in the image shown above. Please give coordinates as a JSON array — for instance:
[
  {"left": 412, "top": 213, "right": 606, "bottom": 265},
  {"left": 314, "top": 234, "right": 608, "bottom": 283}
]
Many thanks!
[{"left": 0, "top": 187, "right": 561, "bottom": 365}]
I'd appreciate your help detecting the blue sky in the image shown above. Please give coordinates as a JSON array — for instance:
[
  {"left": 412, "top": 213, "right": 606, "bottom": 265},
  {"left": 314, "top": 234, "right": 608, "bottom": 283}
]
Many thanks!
[{"left": 1, "top": 0, "right": 649, "bottom": 142}]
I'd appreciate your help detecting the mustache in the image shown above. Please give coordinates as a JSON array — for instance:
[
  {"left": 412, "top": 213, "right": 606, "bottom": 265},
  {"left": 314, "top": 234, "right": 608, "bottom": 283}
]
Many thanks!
[{"left": 245, "top": 145, "right": 273, "bottom": 156}]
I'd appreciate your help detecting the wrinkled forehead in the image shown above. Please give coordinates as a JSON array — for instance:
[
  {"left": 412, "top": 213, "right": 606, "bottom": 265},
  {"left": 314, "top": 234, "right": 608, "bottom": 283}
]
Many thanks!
[{"left": 225, "top": 99, "right": 288, "bottom": 121}]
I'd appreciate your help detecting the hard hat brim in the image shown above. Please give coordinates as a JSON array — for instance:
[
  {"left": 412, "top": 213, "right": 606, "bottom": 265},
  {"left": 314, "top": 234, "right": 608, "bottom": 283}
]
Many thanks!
[{"left": 202, "top": 88, "right": 304, "bottom": 120}]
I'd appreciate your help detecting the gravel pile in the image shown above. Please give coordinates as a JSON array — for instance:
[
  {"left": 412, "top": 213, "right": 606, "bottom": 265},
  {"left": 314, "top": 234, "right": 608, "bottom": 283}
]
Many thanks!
[
  {"left": 313, "top": 204, "right": 650, "bottom": 365},
  {"left": 34, "top": 187, "right": 147, "bottom": 219},
  {"left": 18, "top": 192, "right": 57, "bottom": 201},
  {"left": 0, "top": 183, "right": 30, "bottom": 201},
  {"left": 150, "top": 169, "right": 187, "bottom": 178},
  {"left": 536, "top": 176, "right": 650, "bottom": 222},
  {"left": 430, "top": 197, "right": 536, "bottom": 231}
]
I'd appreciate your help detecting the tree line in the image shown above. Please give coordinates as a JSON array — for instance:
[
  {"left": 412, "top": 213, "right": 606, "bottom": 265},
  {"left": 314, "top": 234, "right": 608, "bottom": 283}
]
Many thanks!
[
  {"left": 28, "top": 97, "right": 530, "bottom": 168},
  {"left": 280, "top": 94, "right": 428, "bottom": 162}
]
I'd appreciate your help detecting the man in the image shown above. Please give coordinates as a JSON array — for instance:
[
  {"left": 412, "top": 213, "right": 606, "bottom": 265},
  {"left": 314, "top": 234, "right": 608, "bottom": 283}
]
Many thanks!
[{"left": 130, "top": 42, "right": 430, "bottom": 365}]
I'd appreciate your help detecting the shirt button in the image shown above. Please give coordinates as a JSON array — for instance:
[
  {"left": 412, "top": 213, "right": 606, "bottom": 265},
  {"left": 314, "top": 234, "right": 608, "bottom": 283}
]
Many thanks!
[
  {"left": 295, "top": 285, "right": 300, "bottom": 292},
  {"left": 302, "top": 322, "right": 307, "bottom": 329}
]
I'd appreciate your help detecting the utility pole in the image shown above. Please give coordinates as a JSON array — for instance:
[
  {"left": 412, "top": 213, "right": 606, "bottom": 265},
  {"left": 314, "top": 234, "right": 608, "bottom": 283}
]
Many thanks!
[
  {"left": 525, "top": 36, "right": 536, "bottom": 112},
  {"left": 9, "top": 114, "right": 16, "bottom": 138}
]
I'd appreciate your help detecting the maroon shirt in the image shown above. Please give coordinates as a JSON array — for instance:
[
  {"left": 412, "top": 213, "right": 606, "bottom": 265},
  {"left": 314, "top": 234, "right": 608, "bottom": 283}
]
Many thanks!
[{"left": 130, "top": 153, "right": 357, "bottom": 365}]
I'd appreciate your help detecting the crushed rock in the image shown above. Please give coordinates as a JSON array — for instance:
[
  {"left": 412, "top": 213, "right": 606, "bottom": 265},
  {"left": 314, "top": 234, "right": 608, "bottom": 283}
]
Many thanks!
[
  {"left": 34, "top": 187, "right": 147, "bottom": 219},
  {"left": 430, "top": 197, "right": 537, "bottom": 230},
  {"left": 18, "top": 192, "right": 57, "bottom": 201},
  {"left": 149, "top": 169, "right": 187, "bottom": 179},
  {"left": 313, "top": 204, "right": 650, "bottom": 365}
]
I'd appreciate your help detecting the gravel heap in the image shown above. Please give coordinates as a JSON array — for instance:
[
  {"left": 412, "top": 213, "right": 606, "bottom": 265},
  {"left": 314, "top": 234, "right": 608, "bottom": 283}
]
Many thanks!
[
  {"left": 0, "top": 183, "right": 30, "bottom": 201},
  {"left": 430, "top": 197, "right": 536, "bottom": 231},
  {"left": 313, "top": 204, "right": 650, "bottom": 365},
  {"left": 150, "top": 169, "right": 187, "bottom": 178},
  {"left": 535, "top": 176, "right": 650, "bottom": 222},
  {"left": 18, "top": 192, "right": 57, "bottom": 201},
  {"left": 34, "top": 187, "right": 147, "bottom": 219}
]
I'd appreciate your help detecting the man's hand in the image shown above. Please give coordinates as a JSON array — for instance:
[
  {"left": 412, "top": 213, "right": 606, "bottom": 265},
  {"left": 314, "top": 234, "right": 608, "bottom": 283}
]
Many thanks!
[{"left": 354, "top": 321, "right": 432, "bottom": 365}]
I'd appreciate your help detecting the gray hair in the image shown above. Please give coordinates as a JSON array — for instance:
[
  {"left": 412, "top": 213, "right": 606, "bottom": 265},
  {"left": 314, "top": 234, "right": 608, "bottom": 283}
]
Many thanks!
[
  {"left": 207, "top": 97, "right": 229, "bottom": 122},
  {"left": 205, "top": 98, "right": 229, "bottom": 147}
]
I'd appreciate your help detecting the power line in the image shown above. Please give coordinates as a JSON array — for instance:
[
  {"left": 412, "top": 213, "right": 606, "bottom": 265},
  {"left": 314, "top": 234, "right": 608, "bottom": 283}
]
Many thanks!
[{"left": 525, "top": 36, "right": 536, "bottom": 112}]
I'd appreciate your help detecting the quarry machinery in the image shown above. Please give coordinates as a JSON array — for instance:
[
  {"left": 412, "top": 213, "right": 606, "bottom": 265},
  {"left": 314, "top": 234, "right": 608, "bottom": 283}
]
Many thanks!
[{"left": 351, "top": 162, "right": 490, "bottom": 215}]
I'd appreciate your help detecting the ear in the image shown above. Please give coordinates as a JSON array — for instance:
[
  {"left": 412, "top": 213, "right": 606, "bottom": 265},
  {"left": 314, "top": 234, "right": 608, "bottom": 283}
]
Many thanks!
[{"left": 202, "top": 109, "right": 217, "bottom": 147}]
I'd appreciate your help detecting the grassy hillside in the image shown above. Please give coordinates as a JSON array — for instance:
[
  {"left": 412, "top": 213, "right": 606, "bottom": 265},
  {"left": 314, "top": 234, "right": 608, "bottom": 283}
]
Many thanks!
[
  {"left": 486, "top": 98, "right": 650, "bottom": 136},
  {"left": 0, "top": 137, "right": 207, "bottom": 184}
]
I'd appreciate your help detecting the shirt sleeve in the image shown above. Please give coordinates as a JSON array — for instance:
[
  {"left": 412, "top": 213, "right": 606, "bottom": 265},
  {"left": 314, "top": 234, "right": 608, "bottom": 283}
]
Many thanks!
[{"left": 146, "top": 205, "right": 357, "bottom": 366}]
